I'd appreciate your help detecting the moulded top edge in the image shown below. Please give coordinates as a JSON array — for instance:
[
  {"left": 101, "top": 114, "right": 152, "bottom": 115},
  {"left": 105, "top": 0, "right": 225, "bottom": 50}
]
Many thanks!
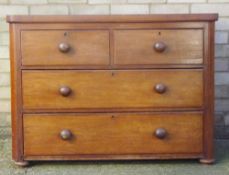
[{"left": 6, "top": 14, "right": 218, "bottom": 23}]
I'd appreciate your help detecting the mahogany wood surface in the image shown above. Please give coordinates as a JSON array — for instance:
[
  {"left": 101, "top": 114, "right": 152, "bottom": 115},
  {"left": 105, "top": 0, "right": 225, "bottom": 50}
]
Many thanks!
[
  {"left": 21, "top": 30, "right": 110, "bottom": 66},
  {"left": 23, "top": 112, "right": 203, "bottom": 156},
  {"left": 201, "top": 21, "right": 215, "bottom": 164},
  {"left": 7, "top": 14, "right": 218, "bottom": 165},
  {"left": 22, "top": 70, "right": 203, "bottom": 110},
  {"left": 9, "top": 24, "right": 24, "bottom": 162},
  {"left": 114, "top": 29, "right": 203, "bottom": 65},
  {"left": 6, "top": 14, "right": 218, "bottom": 23}
]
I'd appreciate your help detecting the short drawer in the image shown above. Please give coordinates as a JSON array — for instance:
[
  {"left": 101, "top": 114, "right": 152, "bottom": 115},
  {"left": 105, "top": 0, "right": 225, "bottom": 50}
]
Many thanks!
[
  {"left": 22, "top": 69, "right": 203, "bottom": 111},
  {"left": 23, "top": 112, "right": 203, "bottom": 156},
  {"left": 21, "top": 30, "right": 110, "bottom": 66},
  {"left": 114, "top": 29, "right": 203, "bottom": 65}
]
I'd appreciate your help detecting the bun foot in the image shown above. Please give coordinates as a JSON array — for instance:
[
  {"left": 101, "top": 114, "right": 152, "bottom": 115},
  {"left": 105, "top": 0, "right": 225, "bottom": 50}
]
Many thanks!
[
  {"left": 15, "top": 161, "right": 29, "bottom": 167},
  {"left": 199, "top": 158, "right": 215, "bottom": 164}
]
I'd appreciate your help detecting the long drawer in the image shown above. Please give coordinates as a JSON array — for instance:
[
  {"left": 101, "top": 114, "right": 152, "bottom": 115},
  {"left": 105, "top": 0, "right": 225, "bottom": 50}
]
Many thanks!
[
  {"left": 23, "top": 112, "right": 203, "bottom": 156},
  {"left": 22, "top": 69, "right": 203, "bottom": 111}
]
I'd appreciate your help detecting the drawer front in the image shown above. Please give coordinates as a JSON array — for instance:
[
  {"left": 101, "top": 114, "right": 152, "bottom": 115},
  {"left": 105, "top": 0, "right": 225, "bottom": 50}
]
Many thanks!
[
  {"left": 114, "top": 29, "right": 203, "bottom": 65},
  {"left": 22, "top": 70, "right": 203, "bottom": 110},
  {"left": 24, "top": 113, "right": 203, "bottom": 156},
  {"left": 21, "top": 30, "right": 110, "bottom": 66}
]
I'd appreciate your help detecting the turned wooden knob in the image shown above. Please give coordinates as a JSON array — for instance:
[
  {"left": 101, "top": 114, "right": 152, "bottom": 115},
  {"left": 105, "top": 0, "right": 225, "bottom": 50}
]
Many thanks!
[
  {"left": 59, "top": 86, "right": 72, "bottom": 97},
  {"left": 58, "top": 42, "right": 70, "bottom": 53},
  {"left": 60, "top": 129, "right": 72, "bottom": 140},
  {"left": 154, "top": 128, "right": 167, "bottom": 139},
  {"left": 154, "top": 41, "right": 166, "bottom": 52},
  {"left": 154, "top": 83, "right": 167, "bottom": 94}
]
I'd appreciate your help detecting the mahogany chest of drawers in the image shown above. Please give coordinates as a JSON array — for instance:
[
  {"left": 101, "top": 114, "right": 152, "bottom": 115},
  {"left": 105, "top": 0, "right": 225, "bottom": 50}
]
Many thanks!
[{"left": 7, "top": 14, "right": 218, "bottom": 166}]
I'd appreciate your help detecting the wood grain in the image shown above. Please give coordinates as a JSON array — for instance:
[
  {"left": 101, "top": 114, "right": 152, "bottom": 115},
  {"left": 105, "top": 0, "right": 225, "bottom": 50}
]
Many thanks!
[
  {"left": 7, "top": 14, "right": 218, "bottom": 163},
  {"left": 22, "top": 69, "right": 203, "bottom": 110},
  {"left": 201, "top": 22, "right": 215, "bottom": 163},
  {"left": 9, "top": 24, "right": 24, "bottom": 162},
  {"left": 114, "top": 29, "right": 203, "bottom": 65},
  {"left": 21, "top": 30, "right": 110, "bottom": 66},
  {"left": 6, "top": 14, "right": 218, "bottom": 23},
  {"left": 24, "top": 154, "right": 202, "bottom": 161},
  {"left": 24, "top": 112, "right": 203, "bottom": 156}
]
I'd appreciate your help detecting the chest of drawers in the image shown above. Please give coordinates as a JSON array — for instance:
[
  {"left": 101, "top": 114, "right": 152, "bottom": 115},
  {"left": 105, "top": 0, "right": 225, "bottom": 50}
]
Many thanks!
[{"left": 7, "top": 14, "right": 218, "bottom": 166}]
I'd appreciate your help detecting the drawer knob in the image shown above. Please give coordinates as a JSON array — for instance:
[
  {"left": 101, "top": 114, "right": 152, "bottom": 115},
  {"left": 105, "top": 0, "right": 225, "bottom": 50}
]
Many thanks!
[
  {"left": 154, "top": 83, "right": 167, "bottom": 94},
  {"left": 154, "top": 42, "right": 166, "bottom": 52},
  {"left": 59, "top": 42, "right": 70, "bottom": 53},
  {"left": 59, "top": 86, "right": 72, "bottom": 97},
  {"left": 60, "top": 129, "right": 72, "bottom": 140},
  {"left": 154, "top": 128, "right": 167, "bottom": 139}
]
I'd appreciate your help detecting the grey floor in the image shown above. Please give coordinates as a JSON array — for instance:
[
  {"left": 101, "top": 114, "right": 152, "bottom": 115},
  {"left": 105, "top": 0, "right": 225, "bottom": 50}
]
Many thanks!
[{"left": 1, "top": 136, "right": 229, "bottom": 175}]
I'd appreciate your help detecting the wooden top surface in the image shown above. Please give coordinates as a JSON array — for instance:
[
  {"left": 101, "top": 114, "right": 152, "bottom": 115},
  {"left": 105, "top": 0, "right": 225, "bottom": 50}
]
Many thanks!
[{"left": 6, "top": 14, "right": 218, "bottom": 23}]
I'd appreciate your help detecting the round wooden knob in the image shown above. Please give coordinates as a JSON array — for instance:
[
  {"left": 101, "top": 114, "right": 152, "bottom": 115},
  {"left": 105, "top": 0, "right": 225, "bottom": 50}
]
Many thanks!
[
  {"left": 154, "top": 83, "right": 167, "bottom": 94},
  {"left": 59, "top": 86, "right": 72, "bottom": 97},
  {"left": 60, "top": 129, "right": 72, "bottom": 140},
  {"left": 154, "top": 41, "right": 166, "bottom": 52},
  {"left": 154, "top": 128, "right": 167, "bottom": 139},
  {"left": 59, "top": 42, "right": 70, "bottom": 53}
]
